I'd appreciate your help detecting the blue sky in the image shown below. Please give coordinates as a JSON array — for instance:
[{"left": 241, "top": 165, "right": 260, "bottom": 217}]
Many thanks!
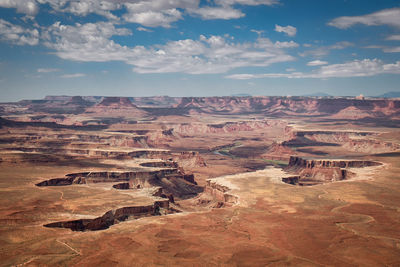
[{"left": 0, "top": 0, "right": 399, "bottom": 101}]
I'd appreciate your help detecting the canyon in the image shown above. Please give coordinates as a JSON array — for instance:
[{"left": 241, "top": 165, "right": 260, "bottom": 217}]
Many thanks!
[{"left": 0, "top": 95, "right": 399, "bottom": 266}]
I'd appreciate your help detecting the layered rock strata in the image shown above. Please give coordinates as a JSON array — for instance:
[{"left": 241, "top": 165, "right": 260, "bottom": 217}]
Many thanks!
[
  {"left": 44, "top": 200, "right": 175, "bottom": 231},
  {"left": 283, "top": 156, "right": 382, "bottom": 186}
]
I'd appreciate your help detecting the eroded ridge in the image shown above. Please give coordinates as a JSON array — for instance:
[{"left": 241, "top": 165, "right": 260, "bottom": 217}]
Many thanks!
[
  {"left": 282, "top": 156, "right": 382, "bottom": 186},
  {"left": 36, "top": 165, "right": 202, "bottom": 198},
  {"left": 35, "top": 158, "right": 202, "bottom": 231},
  {"left": 44, "top": 200, "right": 176, "bottom": 231}
]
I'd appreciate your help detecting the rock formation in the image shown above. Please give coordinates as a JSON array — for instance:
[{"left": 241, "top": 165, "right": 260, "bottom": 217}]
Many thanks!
[
  {"left": 44, "top": 200, "right": 174, "bottom": 231},
  {"left": 85, "top": 97, "right": 148, "bottom": 118},
  {"left": 283, "top": 156, "right": 382, "bottom": 186}
]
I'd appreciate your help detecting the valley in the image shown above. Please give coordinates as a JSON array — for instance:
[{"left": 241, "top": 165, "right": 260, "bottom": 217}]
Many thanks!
[{"left": 0, "top": 95, "right": 399, "bottom": 266}]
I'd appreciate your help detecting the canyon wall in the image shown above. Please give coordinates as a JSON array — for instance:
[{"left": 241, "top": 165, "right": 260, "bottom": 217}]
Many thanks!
[{"left": 283, "top": 156, "right": 382, "bottom": 186}]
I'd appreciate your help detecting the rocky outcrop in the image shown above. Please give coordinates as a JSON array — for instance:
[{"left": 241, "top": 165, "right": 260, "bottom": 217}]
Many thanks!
[
  {"left": 262, "top": 142, "right": 294, "bottom": 161},
  {"left": 282, "top": 156, "right": 381, "bottom": 186},
  {"left": 97, "top": 97, "right": 136, "bottom": 108},
  {"left": 36, "top": 168, "right": 203, "bottom": 199},
  {"left": 112, "top": 182, "right": 130, "bottom": 189},
  {"left": 282, "top": 130, "right": 400, "bottom": 153},
  {"left": 139, "top": 161, "right": 178, "bottom": 168},
  {"left": 7, "top": 96, "right": 400, "bottom": 120},
  {"left": 85, "top": 97, "right": 148, "bottom": 118},
  {"left": 171, "top": 151, "right": 207, "bottom": 167},
  {"left": 36, "top": 177, "right": 80, "bottom": 186},
  {"left": 24, "top": 96, "right": 94, "bottom": 115},
  {"left": 173, "top": 120, "right": 286, "bottom": 135},
  {"left": 175, "top": 96, "right": 400, "bottom": 117},
  {"left": 287, "top": 156, "right": 382, "bottom": 169},
  {"left": 204, "top": 180, "right": 238, "bottom": 205},
  {"left": 281, "top": 176, "right": 300, "bottom": 185},
  {"left": 44, "top": 200, "right": 174, "bottom": 231}
]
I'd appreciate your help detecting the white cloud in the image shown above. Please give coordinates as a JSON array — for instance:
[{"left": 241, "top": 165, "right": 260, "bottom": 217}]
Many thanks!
[
  {"left": 226, "top": 59, "right": 400, "bottom": 79},
  {"left": 42, "top": 22, "right": 295, "bottom": 74},
  {"left": 364, "top": 44, "right": 400, "bottom": 53},
  {"left": 0, "top": 19, "right": 39, "bottom": 45},
  {"left": 61, "top": 73, "right": 86, "bottom": 78},
  {"left": 307, "top": 60, "right": 328, "bottom": 66},
  {"left": 0, "top": 0, "right": 280, "bottom": 26},
  {"left": 274, "top": 41, "right": 299, "bottom": 48},
  {"left": 123, "top": 7, "right": 182, "bottom": 28},
  {"left": 386, "top": 34, "right": 400, "bottom": 41},
  {"left": 121, "top": 0, "right": 279, "bottom": 25},
  {"left": 190, "top": 0, "right": 278, "bottom": 20},
  {"left": 131, "top": 36, "right": 294, "bottom": 74},
  {"left": 0, "top": 0, "right": 38, "bottom": 16},
  {"left": 43, "top": 21, "right": 132, "bottom": 61},
  {"left": 383, "top": 47, "right": 400, "bottom": 53},
  {"left": 300, "top": 41, "right": 353, "bottom": 58},
  {"left": 274, "top": 24, "right": 297, "bottom": 37},
  {"left": 189, "top": 6, "right": 244, "bottom": 20},
  {"left": 37, "top": 68, "right": 60, "bottom": 73},
  {"left": 37, "top": 0, "right": 120, "bottom": 20},
  {"left": 328, "top": 8, "right": 400, "bottom": 29},
  {"left": 136, "top": 26, "right": 153, "bottom": 32},
  {"left": 122, "top": 0, "right": 197, "bottom": 27},
  {"left": 65, "top": 1, "right": 119, "bottom": 20},
  {"left": 216, "top": 0, "right": 278, "bottom": 5},
  {"left": 250, "top": 29, "right": 264, "bottom": 36}
]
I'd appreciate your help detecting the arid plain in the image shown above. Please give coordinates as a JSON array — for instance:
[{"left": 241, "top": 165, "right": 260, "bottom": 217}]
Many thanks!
[{"left": 0, "top": 95, "right": 400, "bottom": 266}]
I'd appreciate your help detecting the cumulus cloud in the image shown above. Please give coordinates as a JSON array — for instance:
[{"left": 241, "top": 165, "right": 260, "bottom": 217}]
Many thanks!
[
  {"left": 274, "top": 24, "right": 297, "bottom": 37},
  {"left": 37, "top": 0, "right": 120, "bottom": 20},
  {"left": 226, "top": 59, "right": 400, "bottom": 79},
  {"left": 307, "top": 60, "right": 328, "bottom": 66},
  {"left": 123, "top": 6, "right": 183, "bottom": 27},
  {"left": 131, "top": 36, "right": 295, "bottom": 74},
  {"left": 121, "top": 0, "right": 194, "bottom": 27},
  {"left": 0, "top": 0, "right": 38, "bottom": 16},
  {"left": 136, "top": 26, "right": 153, "bottom": 32},
  {"left": 37, "top": 68, "right": 60, "bottom": 73},
  {"left": 0, "top": 0, "right": 280, "bottom": 26},
  {"left": 189, "top": 6, "right": 244, "bottom": 20},
  {"left": 328, "top": 8, "right": 400, "bottom": 29},
  {"left": 43, "top": 21, "right": 132, "bottom": 61},
  {"left": 215, "top": 0, "right": 278, "bottom": 5},
  {"left": 190, "top": 0, "right": 278, "bottom": 20},
  {"left": 41, "top": 22, "right": 294, "bottom": 74},
  {"left": 0, "top": 19, "right": 39, "bottom": 45},
  {"left": 64, "top": 1, "right": 119, "bottom": 20}
]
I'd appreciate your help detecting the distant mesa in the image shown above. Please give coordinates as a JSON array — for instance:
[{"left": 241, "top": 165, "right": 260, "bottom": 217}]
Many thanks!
[
  {"left": 97, "top": 97, "right": 137, "bottom": 108},
  {"left": 66, "top": 96, "right": 94, "bottom": 106},
  {"left": 85, "top": 97, "right": 148, "bottom": 118}
]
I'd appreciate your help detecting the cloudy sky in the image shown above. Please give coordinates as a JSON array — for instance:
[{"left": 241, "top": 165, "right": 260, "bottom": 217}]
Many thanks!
[{"left": 0, "top": 0, "right": 399, "bottom": 101}]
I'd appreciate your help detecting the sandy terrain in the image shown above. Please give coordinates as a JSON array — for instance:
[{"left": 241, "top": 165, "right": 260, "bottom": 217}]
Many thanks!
[{"left": 0, "top": 96, "right": 399, "bottom": 266}]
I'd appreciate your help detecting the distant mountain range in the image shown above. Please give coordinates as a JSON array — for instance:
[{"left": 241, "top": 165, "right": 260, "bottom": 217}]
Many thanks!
[
  {"left": 376, "top": 91, "right": 400, "bottom": 98},
  {"left": 301, "top": 91, "right": 400, "bottom": 98}
]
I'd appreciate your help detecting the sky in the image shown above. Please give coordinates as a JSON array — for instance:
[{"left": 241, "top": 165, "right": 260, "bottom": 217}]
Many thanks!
[{"left": 0, "top": 0, "right": 400, "bottom": 101}]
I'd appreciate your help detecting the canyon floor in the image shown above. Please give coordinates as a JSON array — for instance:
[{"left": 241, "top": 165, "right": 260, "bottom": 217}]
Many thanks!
[{"left": 0, "top": 96, "right": 400, "bottom": 266}]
